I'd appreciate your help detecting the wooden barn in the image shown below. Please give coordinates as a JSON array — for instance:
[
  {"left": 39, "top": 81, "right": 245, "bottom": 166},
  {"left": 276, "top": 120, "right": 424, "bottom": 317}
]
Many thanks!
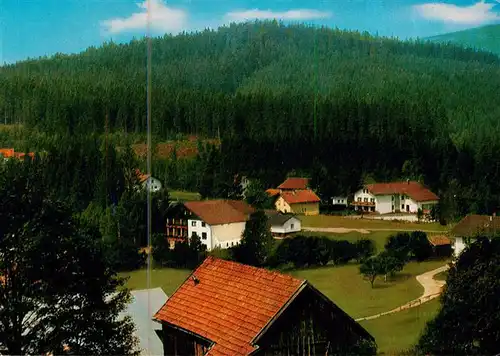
[{"left": 153, "top": 256, "right": 376, "bottom": 355}]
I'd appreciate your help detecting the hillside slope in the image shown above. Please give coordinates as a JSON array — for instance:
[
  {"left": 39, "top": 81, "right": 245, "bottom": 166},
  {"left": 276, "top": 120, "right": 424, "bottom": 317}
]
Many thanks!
[
  {"left": 0, "top": 21, "right": 499, "bottom": 141},
  {"left": 427, "top": 24, "right": 500, "bottom": 55}
]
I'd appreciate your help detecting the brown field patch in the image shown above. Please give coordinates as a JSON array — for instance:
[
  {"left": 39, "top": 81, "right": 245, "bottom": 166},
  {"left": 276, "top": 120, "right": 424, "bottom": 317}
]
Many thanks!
[{"left": 132, "top": 136, "right": 220, "bottom": 159}]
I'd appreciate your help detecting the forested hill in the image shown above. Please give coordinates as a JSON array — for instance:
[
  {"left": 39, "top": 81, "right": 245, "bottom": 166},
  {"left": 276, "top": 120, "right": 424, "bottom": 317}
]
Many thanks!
[
  {"left": 2, "top": 21, "right": 500, "bottom": 218},
  {"left": 1, "top": 21, "right": 499, "bottom": 140},
  {"left": 427, "top": 24, "right": 500, "bottom": 56}
]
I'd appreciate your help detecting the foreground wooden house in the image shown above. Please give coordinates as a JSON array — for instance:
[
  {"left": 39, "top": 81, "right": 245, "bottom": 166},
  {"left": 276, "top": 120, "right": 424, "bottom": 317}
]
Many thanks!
[{"left": 153, "top": 257, "right": 376, "bottom": 355}]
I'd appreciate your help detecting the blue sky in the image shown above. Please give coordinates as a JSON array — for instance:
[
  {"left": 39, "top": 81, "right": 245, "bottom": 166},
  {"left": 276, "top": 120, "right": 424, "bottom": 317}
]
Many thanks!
[{"left": 1, "top": 0, "right": 500, "bottom": 64}]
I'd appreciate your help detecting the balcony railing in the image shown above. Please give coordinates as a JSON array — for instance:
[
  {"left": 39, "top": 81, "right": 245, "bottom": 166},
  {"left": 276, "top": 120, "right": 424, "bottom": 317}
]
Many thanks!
[{"left": 350, "top": 201, "right": 376, "bottom": 206}]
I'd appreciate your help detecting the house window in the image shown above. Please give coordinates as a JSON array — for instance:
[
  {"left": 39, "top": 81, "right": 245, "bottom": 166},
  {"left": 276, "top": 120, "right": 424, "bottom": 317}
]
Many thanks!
[
  {"left": 191, "top": 221, "right": 196, "bottom": 227},
  {"left": 226, "top": 243, "right": 229, "bottom": 247},
  {"left": 392, "top": 205, "right": 394, "bottom": 211},
  {"left": 364, "top": 198, "right": 368, "bottom": 202},
  {"left": 191, "top": 232, "right": 197, "bottom": 238},
  {"left": 291, "top": 224, "right": 294, "bottom": 229},
  {"left": 202, "top": 232, "right": 207, "bottom": 240},
  {"left": 231, "top": 242, "right": 234, "bottom": 246},
  {"left": 357, "top": 197, "right": 362, "bottom": 202},
  {"left": 202, "top": 222, "right": 206, "bottom": 227},
  {"left": 401, "top": 204, "right": 405, "bottom": 210},
  {"left": 370, "top": 198, "right": 375, "bottom": 203},
  {"left": 391, "top": 196, "right": 394, "bottom": 201}
]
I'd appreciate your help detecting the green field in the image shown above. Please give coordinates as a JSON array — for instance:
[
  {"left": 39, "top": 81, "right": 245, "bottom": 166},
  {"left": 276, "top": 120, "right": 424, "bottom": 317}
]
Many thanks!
[
  {"left": 300, "top": 214, "right": 450, "bottom": 232},
  {"left": 169, "top": 190, "right": 201, "bottom": 202},
  {"left": 360, "top": 299, "right": 440, "bottom": 355},
  {"left": 434, "top": 270, "right": 448, "bottom": 281},
  {"left": 289, "top": 260, "right": 446, "bottom": 319},
  {"left": 121, "top": 267, "right": 190, "bottom": 296}
]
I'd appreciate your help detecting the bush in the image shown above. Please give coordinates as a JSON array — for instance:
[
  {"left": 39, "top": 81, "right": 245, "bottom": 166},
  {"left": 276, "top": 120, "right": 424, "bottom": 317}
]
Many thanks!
[
  {"left": 105, "top": 237, "right": 147, "bottom": 272},
  {"left": 410, "top": 231, "right": 433, "bottom": 261},
  {"left": 330, "top": 240, "right": 356, "bottom": 265},
  {"left": 354, "top": 239, "right": 376, "bottom": 262},
  {"left": 152, "top": 233, "right": 172, "bottom": 267}
]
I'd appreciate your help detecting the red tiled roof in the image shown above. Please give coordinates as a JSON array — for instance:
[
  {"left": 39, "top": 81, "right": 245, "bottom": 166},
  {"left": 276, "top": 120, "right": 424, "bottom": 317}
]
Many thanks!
[
  {"left": 0, "top": 148, "right": 35, "bottom": 160},
  {"left": 154, "top": 257, "right": 304, "bottom": 356},
  {"left": 184, "top": 200, "right": 255, "bottom": 225},
  {"left": 366, "top": 181, "right": 439, "bottom": 202},
  {"left": 135, "top": 169, "right": 150, "bottom": 184},
  {"left": 427, "top": 235, "right": 451, "bottom": 246},
  {"left": 0, "top": 148, "right": 14, "bottom": 158},
  {"left": 280, "top": 189, "right": 320, "bottom": 204},
  {"left": 277, "top": 177, "right": 309, "bottom": 190},
  {"left": 265, "top": 189, "right": 280, "bottom": 197}
]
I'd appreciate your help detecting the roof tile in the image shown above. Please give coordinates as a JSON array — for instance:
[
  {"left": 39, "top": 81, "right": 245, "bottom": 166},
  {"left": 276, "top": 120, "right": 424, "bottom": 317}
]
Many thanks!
[
  {"left": 154, "top": 257, "right": 304, "bottom": 356},
  {"left": 280, "top": 189, "right": 321, "bottom": 204},
  {"left": 277, "top": 178, "right": 310, "bottom": 190},
  {"left": 366, "top": 181, "right": 438, "bottom": 202},
  {"left": 184, "top": 200, "right": 255, "bottom": 225}
]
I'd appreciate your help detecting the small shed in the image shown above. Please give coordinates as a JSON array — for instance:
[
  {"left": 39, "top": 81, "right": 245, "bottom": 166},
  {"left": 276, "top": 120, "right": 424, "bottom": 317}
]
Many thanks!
[
  {"left": 265, "top": 210, "right": 301, "bottom": 238},
  {"left": 427, "top": 235, "right": 452, "bottom": 258}
]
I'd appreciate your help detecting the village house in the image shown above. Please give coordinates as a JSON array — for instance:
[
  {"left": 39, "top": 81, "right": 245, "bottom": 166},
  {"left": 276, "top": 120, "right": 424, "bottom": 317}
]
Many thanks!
[
  {"left": 153, "top": 256, "right": 375, "bottom": 356},
  {"left": 351, "top": 181, "right": 439, "bottom": 216},
  {"left": 0, "top": 148, "right": 35, "bottom": 162},
  {"left": 265, "top": 210, "right": 301, "bottom": 238},
  {"left": 450, "top": 214, "right": 500, "bottom": 257},
  {"left": 275, "top": 189, "right": 321, "bottom": 215},
  {"left": 267, "top": 177, "right": 320, "bottom": 215},
  {"left": 135, "top": 169, "right": 162, "bottom": 193},
  {"left": 165, "top": 200, "right": 254, "bottom": 251},
  {"left": 331, "top": 196, "right": 349, "bottom": 207}
]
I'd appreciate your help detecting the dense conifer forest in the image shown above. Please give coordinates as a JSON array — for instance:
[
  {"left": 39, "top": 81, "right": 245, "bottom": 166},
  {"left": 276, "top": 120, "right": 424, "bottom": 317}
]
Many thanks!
[{"left": 1, "top": 21, "right": 500, "bottom": 221}]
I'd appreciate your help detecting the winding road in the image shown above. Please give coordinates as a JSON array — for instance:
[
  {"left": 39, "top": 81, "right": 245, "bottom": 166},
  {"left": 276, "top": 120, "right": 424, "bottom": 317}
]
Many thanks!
[{"left": 355, "top": 264, "right": 450, "bottom": 322}]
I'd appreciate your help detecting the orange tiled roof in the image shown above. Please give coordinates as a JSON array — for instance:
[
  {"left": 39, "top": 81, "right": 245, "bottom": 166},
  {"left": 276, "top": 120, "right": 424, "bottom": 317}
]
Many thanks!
[
  {"left": 135, "top": 169, "right": 151, "bottom": 183},
  {"left": 0, "top": 148, "right": 15, "bottom": 158},
  {"left": 281, "top": 189, "right": 320, "bottom": 204},
  {"left": 184, "top": 200, "right": 255, "bottom": 225},
  {"left": 428, "top": 235, "right": 451, "bottom": 246},
  {"left": 366, "top": 181, "right": 439, "bottom": 202},
  {"left": 154, "top": 257, "right": 305, "bottom": 356},
  {"left": 265, "top": 189, "right": 280, "bottom": 197},
  {"left": 277, "top": 177, "right": 309, "bottom": 190},
  {"left": 0, "top": 148, "right": 35, "bottom": 160}
]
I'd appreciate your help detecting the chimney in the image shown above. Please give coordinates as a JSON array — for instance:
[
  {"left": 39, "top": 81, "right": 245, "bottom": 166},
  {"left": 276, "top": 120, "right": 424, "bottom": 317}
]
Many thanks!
[{"left": 191, "top": 275, "right": 200, "bottom": 285}]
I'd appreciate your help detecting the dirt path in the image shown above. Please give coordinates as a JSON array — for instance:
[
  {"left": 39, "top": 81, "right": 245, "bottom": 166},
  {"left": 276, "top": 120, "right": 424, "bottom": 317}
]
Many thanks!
[
  {"left": 355, "top": 265, "right": 449, "bottom": 322},
  {"left": 302, "top": 227, "right": 445, "bottom": 234}
]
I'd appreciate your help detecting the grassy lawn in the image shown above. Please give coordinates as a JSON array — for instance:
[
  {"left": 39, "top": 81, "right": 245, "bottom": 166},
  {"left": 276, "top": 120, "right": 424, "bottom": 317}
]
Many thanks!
[
  {"left": 434, "top": 270, "right": 448, "bottom": 281},
  {"left": 298, "top": 230, "right": 393, "bottom": 252},
  {"left": 169, "top": 190, "right": 201, "bottom": 201},
  {"left": 360, "top": 299, "right": 441, "bottom": 355},
  {"left": 120, "top": 268, "right": 191, "bottom": 296},
  {"left": 300, "top": 215, "right": 449, "bottom": 232},
  {"left": 287, "top": 259, "right": 446, "bottom": 319}
]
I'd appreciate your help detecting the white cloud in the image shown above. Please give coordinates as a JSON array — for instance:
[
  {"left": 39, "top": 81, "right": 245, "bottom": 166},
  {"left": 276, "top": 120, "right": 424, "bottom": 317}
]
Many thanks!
[
  {"left": 225, "top": 9, "right": 332, "bottom": 22},
  {"left": 413, "top": 1, "right": 500, "bottom": 25},
  {"left": 101, "top": 0, "right": 187, "bottom": 35}
]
